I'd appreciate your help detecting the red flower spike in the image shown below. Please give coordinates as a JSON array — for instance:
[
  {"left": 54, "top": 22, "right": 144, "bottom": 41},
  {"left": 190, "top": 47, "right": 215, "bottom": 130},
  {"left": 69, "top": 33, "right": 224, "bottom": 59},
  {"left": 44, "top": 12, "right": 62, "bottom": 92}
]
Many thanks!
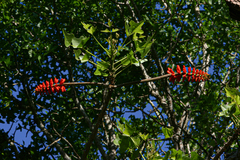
[
  {"left": 182, "top": 65, "right": 187, "bottom": 82},
  {"left": 51, "top": 87, "right": 55, "bottom": 93},
  {"left": 60, "top": 86, "right": 66, "bottom": 92},
  {"left": 35, "top": 78, "right": 67, "bottom": 95},
  {"left": 167, "top": 68, "right": 172, "bottom": 74},
  {"left": 183, "top": 65, "right": 186, "bottom": 74},
  {"left": 192, "top": 68, "right": 195, "bottom": 82},
  {"left": 42, "top": 82, "right": 47, "bottom": 93},
  {"left": 195, "top": 69, "right": 199, "bottom": 82},
  {"left": 176, "top": 74, "right": 181, "bottom": 82},
  {"left": 199, "top": 70, "right": 203, "bottom": 81},
  {"left": 187, "top": 67, "right": 191, "bottom": 82},
  {"left": 167, "top": 68, "right": 176, "bottom": 84},
  {"left": 42, "top": 82, "right": 46, "bottom": 89},
  {"left": 55, "top": 86, "right": 60, "bottom": 93},
  {"left": 176, "top": 65, "right": 181, "bottom": 82},
  {"left": 48, "top": 89, "right": 51, "bottom": 94},
  {"left": 50, "top": 79, "right": 53, "bottom": 87},
  {"left": 60, "top": 78, "right": 66, "bottom": 85},
  {"left": 167, "top": 65, "right": 209, "bottom": 84},
  {"left": 54, "top": 77, "right": 59, "bottom": 84},
  {"left": 177, "top": 65, "right": 181, "bottom": 74},
  {"left": 46, "top": 81, "right": 49, "bottom": 87}
]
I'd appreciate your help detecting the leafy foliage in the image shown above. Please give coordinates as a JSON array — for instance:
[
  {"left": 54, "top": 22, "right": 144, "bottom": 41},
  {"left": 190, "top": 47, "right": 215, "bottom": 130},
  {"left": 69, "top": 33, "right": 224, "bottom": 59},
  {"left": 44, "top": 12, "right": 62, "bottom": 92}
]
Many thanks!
[{"left": 1, "top": 0, "right": 240, "bottom": 159}]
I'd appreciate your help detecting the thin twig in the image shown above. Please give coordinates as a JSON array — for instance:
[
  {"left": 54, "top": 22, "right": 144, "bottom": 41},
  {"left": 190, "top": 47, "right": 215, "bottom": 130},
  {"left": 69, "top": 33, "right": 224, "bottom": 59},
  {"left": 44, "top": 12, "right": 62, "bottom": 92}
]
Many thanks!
[{"left": 44, "top": 138, "right": 61, "bottom": 152}]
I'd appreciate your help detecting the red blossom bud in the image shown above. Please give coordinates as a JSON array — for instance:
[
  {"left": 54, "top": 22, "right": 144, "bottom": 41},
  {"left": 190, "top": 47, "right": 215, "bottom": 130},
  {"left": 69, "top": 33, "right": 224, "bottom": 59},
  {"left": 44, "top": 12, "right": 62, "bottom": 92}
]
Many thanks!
[
  {"left": 54, "top": 77, "right": 58, "bottom": 84},
  {"left": 167, "top": 66, "right": 209, "bottom": 84},
  {"left": 182, "top": 65, "right": 187, "bottom": 82},
  {"left": 35, "top": 78, "right": 67, "bottom": 95},
  {"left": 60, "top": 78, "right": 66, "bottom": 85},
  {"left": 50, "top": 79, "right": 53, "bottom": 87}
]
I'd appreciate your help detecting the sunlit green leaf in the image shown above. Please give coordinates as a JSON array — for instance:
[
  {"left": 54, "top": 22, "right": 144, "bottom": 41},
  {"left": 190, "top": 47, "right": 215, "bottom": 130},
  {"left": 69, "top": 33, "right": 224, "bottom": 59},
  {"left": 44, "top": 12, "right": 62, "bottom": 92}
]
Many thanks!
[
  {"left": 130, "top": 136, "right": 141, "bottom": 147},
  {"left": 72, "top": 36, "right": 89, "bottom": 48},
  {"left": 73, "top": 49, "right": 82, "bottom": 61},
  {"left": 112, "top": 28, "right": 119, "bottom": 32},
  {"left": 101, "top": 29, "right": 111, "bottom": 33},
  {"left": 139, "top": 132, "right": 148, "bottom": 141},
  {"left": 162, "top": 127, "right": 173, "bottom": 139},
  {"left": 81, "top": 22, "right": 96, "bottom": 35},
  {"left": 62, "top": 29, "right": 74, "bottom": 47}
]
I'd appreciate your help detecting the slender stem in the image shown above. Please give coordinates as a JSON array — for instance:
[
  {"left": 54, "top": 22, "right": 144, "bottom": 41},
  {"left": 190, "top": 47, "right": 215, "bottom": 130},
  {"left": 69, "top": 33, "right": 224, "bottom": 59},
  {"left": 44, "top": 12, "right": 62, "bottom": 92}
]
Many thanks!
[
  {"left": 115, "top": 74, "right": 172, "bottom": 88},
  {"left": 81, "top": 86, "right": 113, "bottom": 159},
  {"left": 82, "top": 48, "right": 107, "bottom": 63},
  {"left": 93, "top": 35, "right": 111, "bottom": 57},
  {"left": 62, "top": 82, "right": 107, "bottom": 86}
]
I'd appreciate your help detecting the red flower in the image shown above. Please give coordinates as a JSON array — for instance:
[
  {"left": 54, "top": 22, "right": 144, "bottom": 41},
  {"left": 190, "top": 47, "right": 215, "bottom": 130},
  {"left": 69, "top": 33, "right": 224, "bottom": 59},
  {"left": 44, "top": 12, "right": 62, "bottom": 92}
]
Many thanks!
[
  {"left": 176, "top": 65, "right": 182, "bottom": 82},
  {"left": 35, "top": 78, "right": 66, "bottom": 95},
  {"left": 167, "top": 65, "right": 210, "bottom": 84},
  {"left": 192, "top": 68, "right": 195, "bottom": 82},
  {"left": 167, "top": 68, "right": 176, "bottom": 84},
  {"left": 60, "top": 78, "right": 66, "bottom": 85},
  {"left": 195, "top": 69, "right": 199, "bottom": 82},
  {"left": 54, "top": 77, "right": 58, "bottom": 84},
  {"left": 187, "top": 67, "right": 191, "bottom": 82},
  {"left": 182, "top": 65, "right": 187, "bottom": 82}
]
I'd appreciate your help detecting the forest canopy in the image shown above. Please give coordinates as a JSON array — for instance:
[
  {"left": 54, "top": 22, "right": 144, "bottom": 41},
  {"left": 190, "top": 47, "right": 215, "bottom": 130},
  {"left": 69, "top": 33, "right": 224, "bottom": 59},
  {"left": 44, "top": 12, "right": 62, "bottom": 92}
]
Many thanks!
[{"left": 1, "top": 0, "right": 240, "bottom": 159}]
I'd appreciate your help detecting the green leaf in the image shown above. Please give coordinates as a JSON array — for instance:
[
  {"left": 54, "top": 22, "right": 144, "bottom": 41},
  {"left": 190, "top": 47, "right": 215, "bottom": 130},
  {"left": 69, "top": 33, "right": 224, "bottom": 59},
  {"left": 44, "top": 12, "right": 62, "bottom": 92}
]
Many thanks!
[
  {"left": 191, "top": 152, "right": 204, "bottom": 160},
  {"left": 62, "top": 29, "right": 74, "bottom": 47},
  {"left": 182, "top": 156, "right": 191, "bottom": 160},
  {"left": 121, "top": 51, "right": 137, "bottom": 66},
  {"left": 101, "top": 28, "right": 119, "bottom": 33},
  {"left": 163, "top": 151, "right": 170, "bottom": 160},
  {"left": 81, "top": 53, "right": 90, "bottom": 63},
  {"left": 4, "top": 56, "right": 11, "bottom": 66},
  {"left": 73, "top": 49, "right": 82, "bottom": 61},
  {"left": 131, "top": 150, "right": 139, "bottom": 160},
  {"left": 108, "top": 19, "right": 112, "bottom": 27},
  {"left": 225, "top": 86, "right": 240, "bottom": 98},
  {"left": 117, "top": 120, "right": 125, "bottom": 132},
  {"left": 112, "top": 28, "right": 119, "bottom": 32},
  {"left": 81, "top": 22, "right": 96, "bottom": 35},
  {"left": 94, "top": 61, "right": 109, "bottom": 77},
  {"left": 139, "top": 132, "right": 148, "bottom": 141},
  {"left": 135, "top": 35, "right": 154, "bottom": 59},
  {"left": 72, "top": 36, "right": 89, "bottom": 48},
  {"left": 113, "top": 134, "right": 121, "bottom": 146},
  {"left": 123, "top": 124, "right": 134, "bottom": 136},
  {"left": 119, "top": 136, "right": 130, "bottom": 153},
  {"left": 219, "top": 103, "right": 232, "bottom": 117},
  {"left": 171, "top": 149, "right": 182, "bottom": 160},
  {"left": 125, "top": 20, "right": 144, "bottom": 37},
  {"left": 130, "top": 136, "right": 141, "bottom": 147},
  {"left": 101, "top": 29, "right": 111, "bottom": 33},
  {"left": 162, "top": 127, "right": 173, "bottom": 139}
]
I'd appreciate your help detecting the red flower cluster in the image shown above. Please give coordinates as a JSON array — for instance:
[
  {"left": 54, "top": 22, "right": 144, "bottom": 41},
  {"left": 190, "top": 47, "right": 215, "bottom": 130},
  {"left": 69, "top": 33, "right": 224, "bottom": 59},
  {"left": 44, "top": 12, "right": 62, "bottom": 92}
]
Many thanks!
[
  {"left": 167, "top": 65, "right": 210, "bottom": 84},
  {"left": 35, "top": 78, "right": 66, "bottom": 95}
]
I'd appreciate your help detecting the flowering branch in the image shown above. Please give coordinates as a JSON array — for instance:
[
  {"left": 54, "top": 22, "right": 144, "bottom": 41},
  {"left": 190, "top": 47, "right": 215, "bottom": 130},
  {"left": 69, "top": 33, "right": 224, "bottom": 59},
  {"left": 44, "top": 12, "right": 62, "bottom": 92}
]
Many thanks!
[
  {"left": 167, "top": 65, "right": 210, "bottom": 84},
  {"left": 35, "top": 78, "right": 66, "bottom": 95},
  {"left": 34, "top": 66, "right": 210, "bottom": 95}
]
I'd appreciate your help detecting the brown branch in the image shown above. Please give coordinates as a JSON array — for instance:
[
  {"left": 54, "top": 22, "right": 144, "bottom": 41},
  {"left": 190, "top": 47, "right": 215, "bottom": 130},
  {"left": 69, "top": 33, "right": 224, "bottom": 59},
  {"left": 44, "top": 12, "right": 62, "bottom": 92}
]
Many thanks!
[
  {"left": 81, "top": 86, "right": 113, "bottom": 160},
  {"left": 61, "top": 74, "right": 171, "bottom": 89}
]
